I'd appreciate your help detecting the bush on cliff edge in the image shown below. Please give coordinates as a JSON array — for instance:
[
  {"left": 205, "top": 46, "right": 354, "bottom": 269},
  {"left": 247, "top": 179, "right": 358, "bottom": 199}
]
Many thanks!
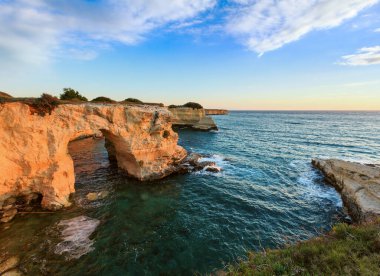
[
  {"left": 29, "top": 93, "right": 60, "bottom": 116},
  {"left": 60, "top": 88, "right": 88, "bottom": 101},
  {"left": 91, "top": 96, "right": 116, "bottom": 103},
  {"left": 168, "top": 102, "right": 203, "bottom": 109},
  {"left": 124, "top": 98, "right": 143, "bottom": 104}
]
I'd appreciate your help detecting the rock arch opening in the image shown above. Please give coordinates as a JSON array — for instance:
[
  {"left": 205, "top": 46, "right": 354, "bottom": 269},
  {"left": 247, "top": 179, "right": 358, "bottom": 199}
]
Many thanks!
[{"left": 0, "top": 103, "right": 187, "bottom": 211}]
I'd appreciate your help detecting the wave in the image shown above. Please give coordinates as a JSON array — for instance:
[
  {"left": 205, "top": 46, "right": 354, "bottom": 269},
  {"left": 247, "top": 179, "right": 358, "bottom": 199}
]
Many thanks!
[{"left": 55, "top": 216, "right": 100, "bottom": 260}]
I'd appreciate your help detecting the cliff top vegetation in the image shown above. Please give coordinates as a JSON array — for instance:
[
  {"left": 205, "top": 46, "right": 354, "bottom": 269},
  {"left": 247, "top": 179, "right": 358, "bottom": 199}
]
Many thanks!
[
  {"left": 227, "top": 220, "right": 380, "bottom": 275},
  {"left": 168, "top": 102, "right": 203, "bottom": 109},
  {"left": 60, "top": 88, "right": 88, "bottom": 102}
]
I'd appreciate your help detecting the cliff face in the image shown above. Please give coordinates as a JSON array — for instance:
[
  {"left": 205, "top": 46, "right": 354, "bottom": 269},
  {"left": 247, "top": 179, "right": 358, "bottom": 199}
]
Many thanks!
[
  {"left": 0, "top": 102, "right": 187, "bottom": 210},
  {"left": 205, "top": 109, "right": 229, "bottom": 115},
  {"left": 312, "top": 159, "right": 380, "bottom": 223},
  {"left": 168, "top": 107, "right": 218, "bottom": 131}
]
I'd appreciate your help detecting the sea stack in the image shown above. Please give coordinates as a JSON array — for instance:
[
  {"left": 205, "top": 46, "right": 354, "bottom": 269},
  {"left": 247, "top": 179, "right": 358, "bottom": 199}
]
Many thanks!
[
  {"left": 205, "top": 109, "right": 229, "bottom": 115},
  {"left": 168, "top": 106, "right": 218, "bottom": 131}
]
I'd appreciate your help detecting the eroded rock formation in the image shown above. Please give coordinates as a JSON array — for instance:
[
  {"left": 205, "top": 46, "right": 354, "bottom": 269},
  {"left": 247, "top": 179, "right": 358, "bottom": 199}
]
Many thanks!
[
  {"left": 205, "top": 109, "right": 229, "bottom": 115},
  {"left": 312, "top": 159, "right": 380, "bottom": 223},
  {"left": 0, "top": 102, "right": 187, "bottom": 211},
  {"left": 168, "top": 107, "right": 218, "bottom": 131}
]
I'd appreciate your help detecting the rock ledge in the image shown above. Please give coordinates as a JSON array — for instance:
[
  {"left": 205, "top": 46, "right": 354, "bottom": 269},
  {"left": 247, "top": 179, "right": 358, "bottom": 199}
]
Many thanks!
[{"left": 312, "top": 158, "right": 380, "bottom": 223}]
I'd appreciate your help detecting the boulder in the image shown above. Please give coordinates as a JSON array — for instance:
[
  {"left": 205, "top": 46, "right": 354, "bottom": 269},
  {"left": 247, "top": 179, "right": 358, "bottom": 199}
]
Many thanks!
[
  {"left": 1, "top": 209, "right": 17, "bottom": 223},
  {"left": 205, "top": 166, "right": 221, "bottom": 173}
]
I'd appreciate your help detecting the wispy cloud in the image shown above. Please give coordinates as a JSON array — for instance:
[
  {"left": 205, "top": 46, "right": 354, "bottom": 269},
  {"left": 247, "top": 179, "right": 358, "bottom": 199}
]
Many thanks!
[
  {"left": 226, "top": 0, "right": 379, "bottom": 55},
  {"left": 375, "top": 28, "right": 380, "bottom": 32},
  {"left": 338, "top": 46, "right": 380, "bottom": 66},
  {"left": 0, "top": 0, "right": 216, "bottom": 64},
  {"left": 0, "top": 0, "right": 379, "bottom": 65}
]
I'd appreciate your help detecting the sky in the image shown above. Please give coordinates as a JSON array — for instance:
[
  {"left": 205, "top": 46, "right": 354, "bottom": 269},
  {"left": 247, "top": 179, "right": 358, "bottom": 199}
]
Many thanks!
[{"left": 0, "top": 0, "right": 380, "bottom": 110}]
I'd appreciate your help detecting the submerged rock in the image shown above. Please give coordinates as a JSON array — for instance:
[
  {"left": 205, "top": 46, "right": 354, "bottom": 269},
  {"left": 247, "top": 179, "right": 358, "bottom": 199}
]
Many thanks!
[
  {"left": 2, "top": 269, "right": 23, "bottom": 276},
  {"left": 205, "top": 166, "right": 221, "bottom": 173},
  {"left": 0, "top": 256, "right": 20, "bottom": 274},
  {"left": 312, "top": 158, "right": 380, "bottom": 223},
  {"left": 0, "top": 209, "right": 17, "bottom": 223},
  {"left": 86, "top": 193, "right": 98, "bottom": 201},
  {"left": 86, "top": 191, "right": 109, "bottom": 201}
]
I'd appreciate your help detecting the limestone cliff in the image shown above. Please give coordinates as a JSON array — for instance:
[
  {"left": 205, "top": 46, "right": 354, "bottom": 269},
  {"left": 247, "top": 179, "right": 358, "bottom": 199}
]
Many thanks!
[
  {"left": 312, "top": 159, "right": 380, "bottom": 223},
  {"left": 205, "top": 109, "right": 229, "bottom": 115},
  {"left": 0, "top": 102, "right": 187, "bottom": 210},
  {"left": 168, "top": 107, "right": 218, "bottom": 131}
]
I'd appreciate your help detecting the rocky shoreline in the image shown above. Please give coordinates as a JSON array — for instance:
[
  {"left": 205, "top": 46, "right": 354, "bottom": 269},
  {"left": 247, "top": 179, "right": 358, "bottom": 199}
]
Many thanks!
[{"left": 312, "top": 158, "right": 380, "bottom": 223}]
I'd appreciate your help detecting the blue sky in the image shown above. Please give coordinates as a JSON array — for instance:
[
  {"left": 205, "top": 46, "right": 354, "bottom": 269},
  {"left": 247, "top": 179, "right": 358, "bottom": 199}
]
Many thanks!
[{"left": 0, "top": 0, "right": 380, "bottom": 110}]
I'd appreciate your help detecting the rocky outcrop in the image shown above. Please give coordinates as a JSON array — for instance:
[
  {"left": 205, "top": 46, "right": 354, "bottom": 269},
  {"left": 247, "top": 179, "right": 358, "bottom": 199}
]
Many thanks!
[
  {"left": 177, "top": 153, "right": 222, "bottom": 174},
  {"left": 205, "top": 109, "right": 229, "bottom": 115},
  {"left": 0, "top": 102, "right": 187, "bottom": 211},
  {"left": 312, "top": 159, "right": 380, "bottom": 223},
  {"left": 168, "top": 107, "right": 218, "bottom": 131}
]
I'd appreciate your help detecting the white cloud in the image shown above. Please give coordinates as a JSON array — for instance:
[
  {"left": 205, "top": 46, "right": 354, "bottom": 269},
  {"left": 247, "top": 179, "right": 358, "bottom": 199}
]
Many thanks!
[
  {"left": 226, "top": 0, "right": 379, "bottom": 55},
  {"left": 338, "top": 46, "right": 380, "bottom": 66},
  {"left": 0, "top": 0, "right": 216, "bottom": 64},
  {"left": 375, "top": 28, "right": 380, "bottom": 32}
]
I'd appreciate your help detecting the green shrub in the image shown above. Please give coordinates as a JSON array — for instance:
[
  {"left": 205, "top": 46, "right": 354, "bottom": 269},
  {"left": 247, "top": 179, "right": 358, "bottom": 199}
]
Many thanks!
[
  {"left": 29, "top": 93, "right": 60, "bottom": 116},
  {"left": 91, "top": 96, "right": 116, "bottom": 103},
  {"left": 60, "top": 88, "right": 88, "bottom": 101},
  {"left": 168, "top": 102, "right": 203, "bottom": 109},
  {"left": 125, "top": 98, "right": 143, "bottom": 104},
  {"left": 183, "top": 102, "right": 203, "bottom": 109}
]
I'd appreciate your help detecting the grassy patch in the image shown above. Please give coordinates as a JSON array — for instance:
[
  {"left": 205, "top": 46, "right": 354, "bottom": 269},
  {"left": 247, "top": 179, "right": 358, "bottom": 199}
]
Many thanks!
[{"left": 226, "top": 221, "right": 380, "bottom": 275}]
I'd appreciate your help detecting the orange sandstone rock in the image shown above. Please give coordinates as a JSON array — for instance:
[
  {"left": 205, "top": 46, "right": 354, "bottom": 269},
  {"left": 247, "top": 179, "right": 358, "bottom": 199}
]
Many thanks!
[{"left": 0, "top": 102, "right": 187, "bottom": 210}]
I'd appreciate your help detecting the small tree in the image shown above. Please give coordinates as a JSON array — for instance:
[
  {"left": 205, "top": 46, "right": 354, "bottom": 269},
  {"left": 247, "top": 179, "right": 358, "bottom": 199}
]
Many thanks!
[{"left": 60, "top": 88, "right": 88, "bottom": 101}]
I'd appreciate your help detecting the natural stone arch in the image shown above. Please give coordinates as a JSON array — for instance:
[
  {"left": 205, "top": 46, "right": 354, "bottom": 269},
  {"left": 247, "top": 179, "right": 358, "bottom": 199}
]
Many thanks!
[{"left": 0, "top": 103, "right": 187, "bottom": 210}]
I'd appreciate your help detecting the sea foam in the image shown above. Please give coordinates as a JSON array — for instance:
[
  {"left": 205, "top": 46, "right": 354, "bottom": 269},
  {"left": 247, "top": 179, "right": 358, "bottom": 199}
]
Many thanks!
[{"left": 55, "top": 216, "right": 100, "bottom": 260}]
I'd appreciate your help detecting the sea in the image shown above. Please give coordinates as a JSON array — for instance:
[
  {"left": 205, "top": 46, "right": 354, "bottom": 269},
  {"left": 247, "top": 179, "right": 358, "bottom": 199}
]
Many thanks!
[{"left": 1, "top": 111, "right": 379, "bottom": 275}]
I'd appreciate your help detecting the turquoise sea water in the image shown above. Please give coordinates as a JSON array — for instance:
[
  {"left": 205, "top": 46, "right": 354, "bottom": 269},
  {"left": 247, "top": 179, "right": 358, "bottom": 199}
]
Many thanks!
[{"left": 1, "top": 111, "right": 380, "bottom": 275}]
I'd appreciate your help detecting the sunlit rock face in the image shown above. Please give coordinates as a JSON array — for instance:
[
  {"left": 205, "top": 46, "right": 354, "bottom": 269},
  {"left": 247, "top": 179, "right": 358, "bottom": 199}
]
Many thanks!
[
  {"left": 0, "top": 102, "right": 187, "bottom": 210},
  {"left": 168, "top": 107, "right": 218, "bottom": 131},
  {"left": 312, "top": 159, "right": 380, "bottom": 223},
  {"left": 205, "top": 109, "right": 229, "bottom": 115}
]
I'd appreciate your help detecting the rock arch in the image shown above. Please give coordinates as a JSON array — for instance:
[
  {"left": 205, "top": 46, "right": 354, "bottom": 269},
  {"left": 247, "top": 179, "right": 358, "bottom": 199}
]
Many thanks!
[{"left": 0, "top": 103, "right": 187, "bottom": 210}]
